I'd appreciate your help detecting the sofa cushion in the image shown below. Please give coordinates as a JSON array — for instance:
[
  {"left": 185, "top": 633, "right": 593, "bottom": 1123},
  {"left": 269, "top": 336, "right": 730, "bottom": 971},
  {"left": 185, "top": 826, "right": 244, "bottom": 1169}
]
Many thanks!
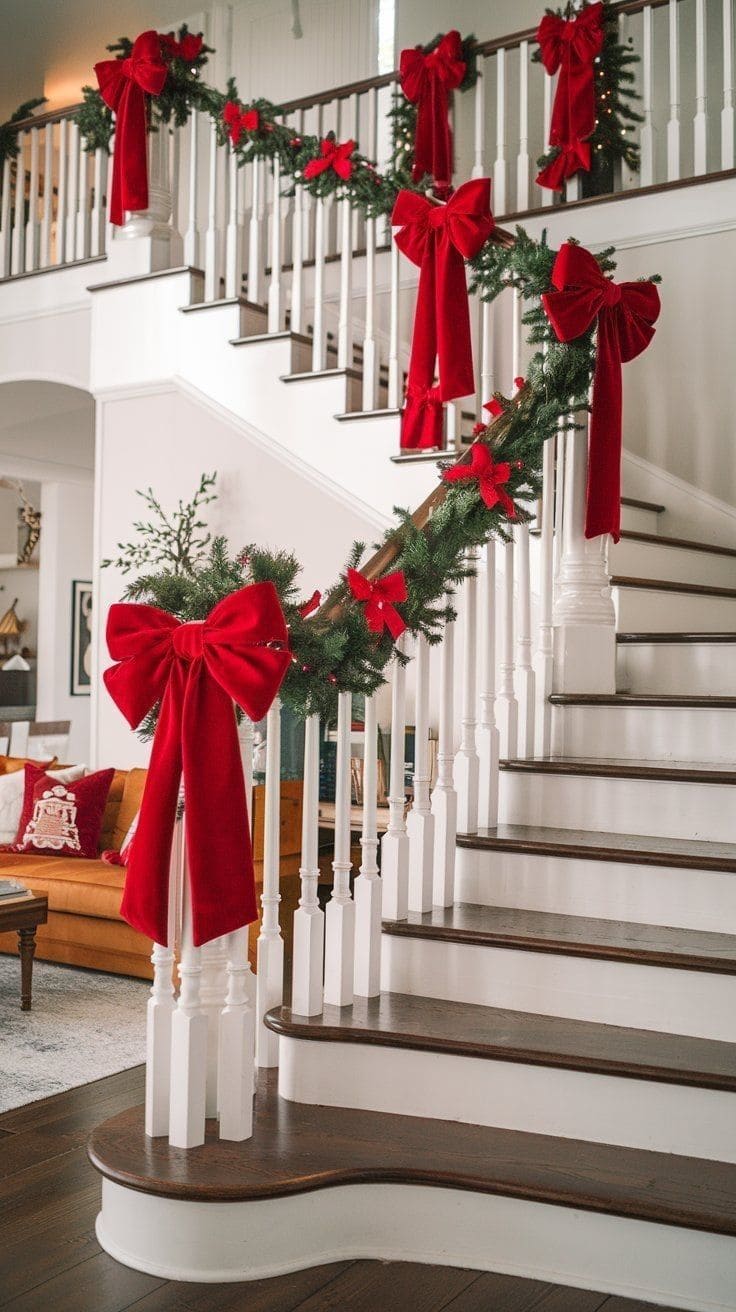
[
  {"left": 99, "top": 769, "right": 127, "bottom": 852},
  {"left": 14, "top": 765, "right": 115, "bottom": 858},
  {"left": 113, "top": 768, "right": 147, "bottom": 850},
  {"left": 0, "top": 764, "right": 86, "bottom": 845},
  {"left": 0, "top": 851, "right": 125, "bottom": 920}
]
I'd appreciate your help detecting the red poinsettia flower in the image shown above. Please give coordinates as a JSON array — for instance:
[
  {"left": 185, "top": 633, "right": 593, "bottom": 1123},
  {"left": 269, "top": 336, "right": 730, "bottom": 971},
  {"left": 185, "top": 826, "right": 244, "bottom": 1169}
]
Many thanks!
[
  {"left": 303, "top": 137, "right": 356, "bottom": 181},
  {"left": 442, "top": 443, "right": 518, "bottom": 518},
  {"left": 223, "top": 101, "right": 261, "bottom": 145}
]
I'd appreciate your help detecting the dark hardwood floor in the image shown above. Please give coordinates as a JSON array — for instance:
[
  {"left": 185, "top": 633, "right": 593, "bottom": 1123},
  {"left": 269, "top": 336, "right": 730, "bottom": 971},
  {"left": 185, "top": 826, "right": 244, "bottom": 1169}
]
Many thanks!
[{"left": 0, "top": 1066, "right": 683, "bottom": 1311}]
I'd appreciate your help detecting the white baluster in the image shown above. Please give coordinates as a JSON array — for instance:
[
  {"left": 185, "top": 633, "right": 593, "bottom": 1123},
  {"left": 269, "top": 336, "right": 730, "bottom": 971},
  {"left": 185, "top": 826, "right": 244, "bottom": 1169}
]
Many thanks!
[
  {"left": 722, "top": 0, "right": 735, "bottom": 168},
  {"left": 694, "top": 0, "right": 708, "bottom": 174},
  {"left": 381, "top": 640, "right": 409, "bottom": 920},
  {"left": 75, "top": 136, "right": 89, "bottom": 261},
  {"left": 56, "top": 118, "right": 67, "bottom": 266},
  {"left": 169, "top": 119, "right": 180, "bottom": 242},
  {"left": 292, "top": 713, "right": 324, "bottom": 1015},
  {"left": 667, "top": 0, "right": 681, "bottom": 181},
  {"left": 407, "top": 635, "right": 434, "bottom": 913},
  {"left": 90, "top": 147, "right": 104, "bottom": 259},
  {"left": 184, "top": 110, "right": 199, "bottom": 267},
  {"left": 517, "top": 41, "right": 530, "bottom": 211},
  {"left": 204, "top": 118, "right": 219, "bottom": 301},
  {"left": 324, "top": 691, "right": 355, "bottom": 1007},
  {"left": 478, "top": 540, "right": 500, "bottom": 829},
  {"left": 553, "top": 421, "right": 566, "bottom": 582},
  {"left": 455, "top": 555, "right": 480, "bottom": 834},
  {"left": 65, "top": 120, "right": 79, "bottom": 262},
  {"left": 256, "top": 699, "right": 284, "bottom": 1066},
  {"left": 267, "top": 155, "right": 282, "bottom": 329},
  {"left": 11, "top": 135, "right": 25, "bottom": 275},
  {"left": 226, "top": 144, "right": 240, "bottom": 299},
  {"left": 354, "top": 694, "right": 382, "bottom": 995},
  {"left": 290, "top": 182, "right": 304, "bottom": 334},
  {"left": 168, "top": 861, "right": 208, "bottom": 1149},
  {"left": 337, "top": 196, "right": 352, "bottom": 367},
  {"left": 533, "top": 432, "right": 556, "bottom": 757},
  {"left": 480, "top": 299, "right": 494, "bottom": 403},
  {"left": 498, "top": 536, "right": 519, "bottom": 759},
  {"left": 494, "top": 49, "right": 507, "bottom": 214},
  {"left": 541, "top": 68, "right": 554, "bottom": 207},
  {"left": 472, "top": 62, "right": 486, "bottom": 178},
  {"left": 24, "top": 126, "right": 39, "bottom": 271},
  {"left": 362, "top": 86, "right": 378, "bottom": 410},
  {"left": 515, "top": 522, "right": 535, "bottom": 758},
  {"left": 201, "top": 934, "right": 229, "bottom": 1118},
  {"left": 640, "top": 5, "right": 655, "bottom": 186},
  {"left": 144, "top": 799, "right": 182, "bottom": 1138},
  {"left": 0, "top": 157, "right": 11, "bottom": 277},
  {"left": 311, "top": 195, "right": 326, "bottom": 370},
  {"left": 388, "top": 238, "right": 401, "bottom": 407},
  {"left": 248, "top": 156, "right": 264, "bottom": 305},
  {"left": 432, "top": 607, "right": 457, "bottom": 905},
  {"left": 217, "top": 925, "right": 255, "bottom": 1141}
]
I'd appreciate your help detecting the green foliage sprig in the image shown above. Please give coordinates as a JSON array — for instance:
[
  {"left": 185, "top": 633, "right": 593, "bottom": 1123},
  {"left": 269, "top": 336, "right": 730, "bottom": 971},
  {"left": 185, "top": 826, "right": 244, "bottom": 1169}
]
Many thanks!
[{"left": 0, "top": 98, "right": 48, "bottom": 169}]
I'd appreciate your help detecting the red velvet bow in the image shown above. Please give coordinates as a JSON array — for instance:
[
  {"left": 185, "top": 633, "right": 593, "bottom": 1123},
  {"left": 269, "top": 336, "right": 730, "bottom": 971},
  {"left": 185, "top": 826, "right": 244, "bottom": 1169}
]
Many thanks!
[
  {"left": 442, "top": 443, "right": 517, "bottom": 517},
  {"left": 393, "top": 179, "right": 494, "bottom": 450},
  {"left": 95, "top": 30, "right": 169, "bottom": 226},
  {"left": 542, "top": 242, "right": 660, "bottom": 541},
  {"left": 400, "top": 30, "right": 466, "bottom": 192},
  {"left": 223, "top": 101, "right": 260, "bottom": 145},
  {"left": 104, "top": 584, "right": 290, "bottom": 947},
  {"left": 347, "top": 569, "right": 408, "bottom": 639},
  {"left": 160, "top": 31, "right": 203, "bottom": 63},
  {"left": 536, "top": 2, "right": 604, "bottom": 192},
  {"left": 303, "top": 137, "right": 356, "bottom": 181}
]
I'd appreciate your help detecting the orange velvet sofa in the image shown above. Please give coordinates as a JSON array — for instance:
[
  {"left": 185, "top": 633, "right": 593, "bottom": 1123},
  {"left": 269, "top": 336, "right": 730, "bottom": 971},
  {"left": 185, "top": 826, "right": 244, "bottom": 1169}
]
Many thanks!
[{"left": 0, "top": 764, "right": 303, "bottom": 979}]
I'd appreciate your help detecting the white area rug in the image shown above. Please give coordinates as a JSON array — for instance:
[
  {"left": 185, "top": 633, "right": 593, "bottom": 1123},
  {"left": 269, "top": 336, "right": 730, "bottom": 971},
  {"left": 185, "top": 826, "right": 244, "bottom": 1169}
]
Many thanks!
[{"left": 0, "top": 958, "right": 148, "bottom": 1112}]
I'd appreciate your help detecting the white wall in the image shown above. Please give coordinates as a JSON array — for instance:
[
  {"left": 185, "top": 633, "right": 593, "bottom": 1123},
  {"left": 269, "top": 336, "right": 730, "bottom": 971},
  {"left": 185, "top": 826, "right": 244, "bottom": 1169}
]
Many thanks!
[{"left": 36, "top": 482, "right": 95, "bottom": 764}]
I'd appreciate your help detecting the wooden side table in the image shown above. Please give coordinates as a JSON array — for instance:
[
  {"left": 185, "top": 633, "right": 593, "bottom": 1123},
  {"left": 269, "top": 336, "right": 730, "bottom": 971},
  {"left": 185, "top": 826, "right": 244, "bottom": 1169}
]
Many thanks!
[{"left": 0, "top": 894, "right": 48, "bottom": 1010}]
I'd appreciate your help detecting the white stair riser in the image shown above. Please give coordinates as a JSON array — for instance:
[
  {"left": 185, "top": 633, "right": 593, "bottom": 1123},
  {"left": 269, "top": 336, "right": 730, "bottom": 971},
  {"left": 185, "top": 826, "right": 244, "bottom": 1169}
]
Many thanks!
[
  {"left": 96, "top": 1177, "right": 736, "bottom": 1310},
  {"left": 552, "top": 703, "right": 736, "bottom": 764},
  {"left": 454, "top": 845, "right": 736, "bottom": 934},
  {"left": 617, "top": 642, "right": 736, "bottom": 695},
  {"left": 613, "top": 586, "right": 736, "bottom": 632},
  {"left": 620, "top": 504, "right": 663, "bottom": 534},
  {"left": 381, "top": 934, "right": 736, "bottom": 1041},
  {"left": 499, "top": 769, "right": 736, "bottom": 842},
  {"left": 612, "top": 538, "right": 736, "bottom": 588},
  {"left": 278, "top": 1036, "right": 736, "bottom": 1162}
]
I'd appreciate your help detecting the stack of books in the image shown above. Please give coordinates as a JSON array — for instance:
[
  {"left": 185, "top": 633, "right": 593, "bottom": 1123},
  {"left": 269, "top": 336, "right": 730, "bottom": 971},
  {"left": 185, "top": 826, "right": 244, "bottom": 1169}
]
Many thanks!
[{"left": 0, "top": 878, "right": 32, "bottom": 902}]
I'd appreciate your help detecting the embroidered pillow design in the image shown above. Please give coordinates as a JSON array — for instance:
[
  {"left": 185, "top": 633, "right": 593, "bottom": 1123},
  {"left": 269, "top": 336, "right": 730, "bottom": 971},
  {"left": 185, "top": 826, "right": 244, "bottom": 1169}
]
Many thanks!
[{"left": 14, "top": 765, "right": 115, "bottom": 860}]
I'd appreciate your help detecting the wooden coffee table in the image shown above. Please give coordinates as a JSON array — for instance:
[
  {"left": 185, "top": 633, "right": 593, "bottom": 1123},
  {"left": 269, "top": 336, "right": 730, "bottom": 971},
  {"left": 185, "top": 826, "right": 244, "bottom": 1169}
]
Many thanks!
[{"left": 0, "top": 894, "right": 48, "bottom": 1010}]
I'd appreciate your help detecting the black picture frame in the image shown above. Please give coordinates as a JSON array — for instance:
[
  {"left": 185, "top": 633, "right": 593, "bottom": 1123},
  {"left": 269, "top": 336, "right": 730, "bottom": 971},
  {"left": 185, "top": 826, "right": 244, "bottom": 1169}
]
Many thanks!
[{"left": 70, "top": 580, "right": 92, "bottom": 696}]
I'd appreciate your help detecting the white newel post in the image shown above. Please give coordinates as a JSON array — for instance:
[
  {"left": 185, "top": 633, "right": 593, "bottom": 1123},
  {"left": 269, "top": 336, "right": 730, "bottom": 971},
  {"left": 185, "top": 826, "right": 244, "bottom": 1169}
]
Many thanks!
[
  {"left": 553, "top": 416, "right": 616, "bottom": 693},
  {"left": 111, "top": 124, "right": 183, "bottom": 276},
  {"left": 354, "top": 694, "right": 382, "bottom": 996},
  {"left": 323, "top": 691, "right": 356, "bottom": 1007},
  {"left": 407, "top": 635, "right": 435, "bottom": 914},
  {"left": 291, "top": 713, "right": 325, "bottom": 1015},
  {"left": 455, "top": 553, "right": 480, "bottom": 833},
  {"left": 431, "top": 606, "right": 457, "bottom": 906},
  {"left": 256, "top": 699, "right": 284, "bottom": 1067},
  {"left": 477, "top": 540, "right": 500, "bottom": 829},
  {"left": 381, "top": 640, "right": 410, "bottom": 920}
]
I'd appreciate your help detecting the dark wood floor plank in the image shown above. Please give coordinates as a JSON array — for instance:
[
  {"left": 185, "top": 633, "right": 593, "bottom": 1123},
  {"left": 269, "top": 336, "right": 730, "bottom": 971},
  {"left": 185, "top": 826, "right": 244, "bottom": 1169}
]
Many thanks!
[
  {"left": 0, "top": 1065, "right": 145, "bottom": 1134},
  {"left": 0, "top": 1125, "right": 80, "bottom": 1181},
  {"left": 286, "top": 1261, "right": 479, "bottom": 1312},
  {"left": 441, "top": 1270, "right": 552, "bottom": 1311},
  {"left": 599, "top": 1300, "right": 683, "bottom": 1311},
  {"left": 0, "top": 1144, "right": 95, "bottom": 1230},
  {"left": 531, "top": 1291, "right": 609, "bottom": 1312},
  {"left": 0, "top": 1250, "right": 164, "bottom": 1312},
  {"left": 114, "top": 1262, "right": 355, "bottom": 1312}
]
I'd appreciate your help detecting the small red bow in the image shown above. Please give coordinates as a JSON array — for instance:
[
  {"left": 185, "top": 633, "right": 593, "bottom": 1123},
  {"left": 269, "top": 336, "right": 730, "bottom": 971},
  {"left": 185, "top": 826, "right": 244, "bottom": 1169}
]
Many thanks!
[
  {"left": 95, "top": 30, "right": 168, "bottom": 226},
  {"left": 442, "top": 443, "right": 517, "bottom": 518},
  {"left": 223, "top": 100, "right": 260, "bottom": 145},
  {"left": 400, "top": 30, "right": 466, "bottom": 191},
  {"left": 393, "top": 179, "right": 494, "bottom": 451},
  {"left": 536, "top": 2, "right": 604, "bottom": 192},
  {"left": 542, "top": 242, "right": 660, "bottom": 541},
  {"left": 303, "top": 137, "right": 356, "bottom": 181},
  {"left": 160, "top": 31, "right": 203, "bottom": 62},
  {"left": 484, "top": 377, "right": 525, "bottom": 419},
  {"left": 347, "top": 569, "right": 408, "bottom": 639},
  {"left": 298, "top": 590, "right": 322, "bottom": 619},
  {"left": 104, "top": 584, "right": 290, "bottom": 947}
]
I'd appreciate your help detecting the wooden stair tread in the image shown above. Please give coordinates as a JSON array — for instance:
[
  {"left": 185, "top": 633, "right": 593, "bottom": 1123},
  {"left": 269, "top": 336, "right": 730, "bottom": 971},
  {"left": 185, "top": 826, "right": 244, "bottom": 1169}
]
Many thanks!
[
  {"left": 611, "top": 575, "right": 736, "bottom": 598},
  {"left": 549, "top": 693, "right": 736, "bottom": 708},
  {"left": 266, "top": 993, "right": 736, "bottom": 1091},
  {"left": 617, "top": 632, "right": 736, "bottom": 643},
  {"left": 616, "top": 529, "right": 736, "bottom": 557},
  {"left": 89, "top": 265, "right": 204, "bottom": 293},
  {"left": 381, "top": 903, "right": 736, "bottom": 973},
  {"left": 501, "top": 756, "right": 736, "bottom": 784},
  {"left": 180, "top": 294, "right": 260, "bottom": 314},
  {"left": 458, "top": 823, "right": 736, "bottom": 873},
  {"left": 230, "top": 329, "right": 312, "bottom": 347},
  {"left": 620, "top": 496, "right": 666, "bottom": 513},
  {"left": 390, "top": 449, "right": 448, "bottom": 463},
  {"left": 88, "top": 1073, "right": 736, "bottom": 1235},
  {"left": 335, "top": 408, "right": 401, "bottom": 421},
  {"left": 280, "top": 367, "right": 362, "bottom": 382}
]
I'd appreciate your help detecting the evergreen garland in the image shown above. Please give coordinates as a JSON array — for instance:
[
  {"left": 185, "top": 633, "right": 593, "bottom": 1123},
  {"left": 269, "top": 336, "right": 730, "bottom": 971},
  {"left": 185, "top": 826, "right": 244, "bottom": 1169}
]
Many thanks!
[
  {"left": 534, "top": 0, "right": 642, "bottom": 191},
  {"left": 0, "top": 98, "right": 48, "bottom": 169}
]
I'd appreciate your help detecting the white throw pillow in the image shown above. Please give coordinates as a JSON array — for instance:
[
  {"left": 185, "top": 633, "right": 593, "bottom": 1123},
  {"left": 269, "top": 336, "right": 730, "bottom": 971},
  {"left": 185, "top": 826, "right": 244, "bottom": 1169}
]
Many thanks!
[{"left": 0, "top": 765, "right": 87, "bottom": 846}]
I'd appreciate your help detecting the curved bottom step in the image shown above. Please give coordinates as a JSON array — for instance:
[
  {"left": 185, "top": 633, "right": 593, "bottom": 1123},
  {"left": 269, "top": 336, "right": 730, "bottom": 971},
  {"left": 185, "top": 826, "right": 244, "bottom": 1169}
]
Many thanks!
[{"left": 88, "top": 1076, "right": 736, "bottom": 1307}]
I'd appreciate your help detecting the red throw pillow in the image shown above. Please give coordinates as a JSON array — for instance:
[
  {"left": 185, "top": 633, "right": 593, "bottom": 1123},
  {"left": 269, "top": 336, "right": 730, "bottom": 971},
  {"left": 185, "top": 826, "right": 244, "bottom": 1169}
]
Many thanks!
[{"left": 13, "top": 764, "right": 115, "bottom": 859}]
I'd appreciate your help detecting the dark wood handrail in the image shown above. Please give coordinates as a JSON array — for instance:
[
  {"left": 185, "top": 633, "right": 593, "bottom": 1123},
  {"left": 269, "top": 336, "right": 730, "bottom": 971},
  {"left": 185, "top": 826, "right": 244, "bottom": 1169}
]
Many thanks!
[{"left": 8, "top": 102, "right": 83, "bottom": 133}]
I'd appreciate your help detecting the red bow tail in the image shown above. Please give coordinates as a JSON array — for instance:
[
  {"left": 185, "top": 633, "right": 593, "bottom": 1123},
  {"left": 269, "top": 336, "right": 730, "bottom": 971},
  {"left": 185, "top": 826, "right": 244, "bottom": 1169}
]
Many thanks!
[
  {"left": 400, "top": 386, "right": 444, "bottom": 450},
  {"left": 536, "top": 3, "right": 604, "bottom": 192},
  {"left": 95, "top": 30, "right": 168, "bottom": 226},
  {"left": 400, "top": 30, "right": 466, "bottom": 189},
  {"left": 104, "top": 584, "right": 290, "bottom": 946},
  {"left": 536, "top": 140, "right": 591, "bottom": 192},
  {"left": 542, "top": 242, "right": 660, "bottom": 541}
]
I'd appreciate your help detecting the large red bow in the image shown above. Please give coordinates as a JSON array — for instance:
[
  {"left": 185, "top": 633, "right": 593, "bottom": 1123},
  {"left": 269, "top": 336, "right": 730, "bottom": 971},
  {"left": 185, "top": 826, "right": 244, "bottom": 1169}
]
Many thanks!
[
  {"left": 442, "top": 443, "right": 517, "bottom": 518},
  {"left": 542, "top": 242, "right": 660, "bottom": 541},
  {"left": 95, "top": 30, "right": 168, "bottom": 226},
  {"left": 536, "top": 2, "right": 604, "bottom": 192},
  {"left": 104, "top": 584, "right": 290, "bottom": 947},
  {"left": 392, "top": 179, "right": 494, "bottom": 450},
  {"left": 400, "top": 30, "right": 466, "bottom": 193},
  {"left": 223, "top": 101, "right": 260, "bottom": 145},
  {"left": 303, "top": 137, "right": 356, "bottom": 181},
  {"left": 160, "top": 31, "right": 204, "bottom": 63},
  {"left": 347, "top": 569, "right": 408, "bottom": 639}
]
